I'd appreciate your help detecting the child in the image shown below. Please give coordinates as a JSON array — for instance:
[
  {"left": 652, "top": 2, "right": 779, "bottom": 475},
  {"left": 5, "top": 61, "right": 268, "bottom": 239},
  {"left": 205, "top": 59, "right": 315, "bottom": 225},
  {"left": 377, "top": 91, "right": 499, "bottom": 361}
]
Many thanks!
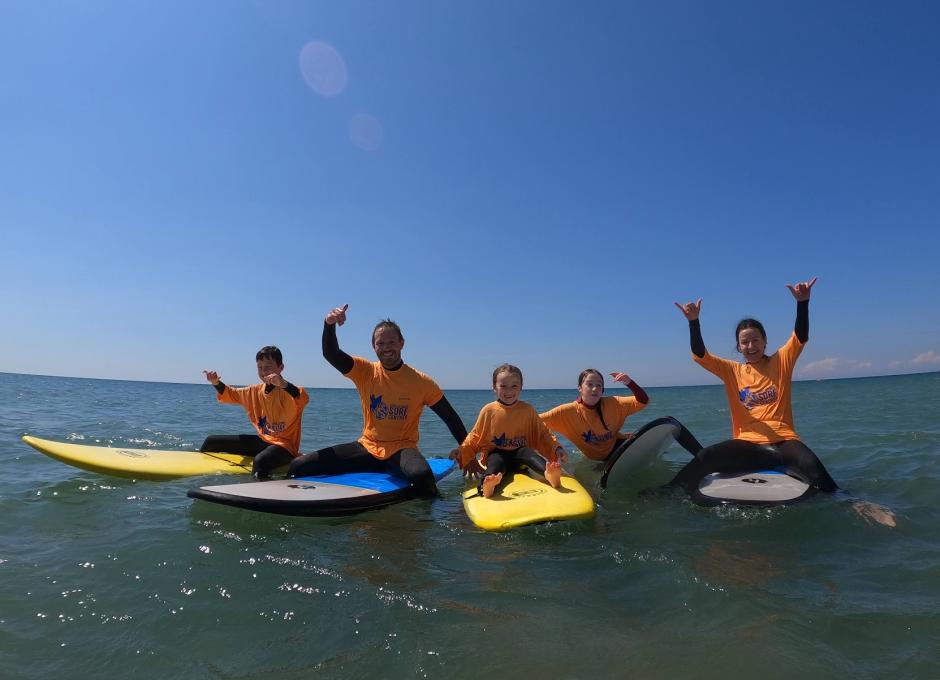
[
  {"left": 453, "top": 364, "right": 566, "bottom": 498},
  {"left": 201, "top": 345, "right": 310, "bottom": 480},
  {"left": 541, "top": 370, "right": 703, "bottom": 468},
  {"left": 540, "top": 369, "right": 651, "bottom": 461}
]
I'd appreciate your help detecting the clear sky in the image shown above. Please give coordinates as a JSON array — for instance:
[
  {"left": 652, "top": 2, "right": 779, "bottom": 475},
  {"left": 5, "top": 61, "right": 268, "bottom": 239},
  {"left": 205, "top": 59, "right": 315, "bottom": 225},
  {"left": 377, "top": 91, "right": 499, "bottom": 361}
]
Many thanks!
[{"left": 2, "top": 1, "right": 938, "bottom": 389}]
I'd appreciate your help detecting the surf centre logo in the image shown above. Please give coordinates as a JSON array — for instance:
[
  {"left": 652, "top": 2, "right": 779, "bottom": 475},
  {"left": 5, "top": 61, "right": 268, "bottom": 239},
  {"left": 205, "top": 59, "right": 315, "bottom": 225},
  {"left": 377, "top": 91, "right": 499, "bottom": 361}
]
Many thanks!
[
  {"left": 491, "top": 432, "right": 527, "bottom": 449},
  {"left": 738, "top": 386, "right": 778, "bottom": 410},
  {"left": 117, "top": 449, "right": 148, "bottom": 458},
  {"left": 581, "top": 429, "right": 613, "bottom": 445},
  {"left": 287, "top": 483, "right": 317, "bottom": 490},
  {"left": 369, "top": 394, "right": 408, "bottom": 420},
  {"left": 257, "top": 416, "right": 287, "bottom": 435},
  {"left": 741, "top": 477, "right": 767, "bottom": 485},
  {"left": 510, "top": 488, "right": 546, "bottom": 498}
]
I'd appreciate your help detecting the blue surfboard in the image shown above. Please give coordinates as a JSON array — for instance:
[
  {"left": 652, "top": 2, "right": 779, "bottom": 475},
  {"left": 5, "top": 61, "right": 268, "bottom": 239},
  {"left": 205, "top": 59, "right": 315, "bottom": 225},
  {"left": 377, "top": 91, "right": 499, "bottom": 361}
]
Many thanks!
[{"left": 187, "top": 458, "right": 455, "bottom": 516}]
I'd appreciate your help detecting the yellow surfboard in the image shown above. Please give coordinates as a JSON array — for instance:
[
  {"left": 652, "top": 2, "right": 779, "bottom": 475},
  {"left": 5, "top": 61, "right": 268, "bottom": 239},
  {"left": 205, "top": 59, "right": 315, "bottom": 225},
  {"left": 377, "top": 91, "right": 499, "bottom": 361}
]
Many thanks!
[
  {"left": 462, "top": 470, "right": 595, "bottom": 531},
  {"left": 22, "top": 435, "right": 254, "bottom": 481}
]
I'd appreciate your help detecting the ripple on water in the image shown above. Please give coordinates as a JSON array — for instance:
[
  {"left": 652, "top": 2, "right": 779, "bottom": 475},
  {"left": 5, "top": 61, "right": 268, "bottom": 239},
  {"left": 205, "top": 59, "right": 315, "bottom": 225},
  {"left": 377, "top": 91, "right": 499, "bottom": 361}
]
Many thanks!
[{"left": 2, "top": 372, "right": 939, "bottom": 677}]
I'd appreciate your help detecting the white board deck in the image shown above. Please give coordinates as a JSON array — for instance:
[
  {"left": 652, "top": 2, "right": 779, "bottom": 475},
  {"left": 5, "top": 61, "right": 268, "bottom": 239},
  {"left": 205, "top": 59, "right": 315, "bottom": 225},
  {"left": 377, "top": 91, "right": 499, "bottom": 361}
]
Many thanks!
[{"left": 698, "top": 470, "right": 811, "bottom": 503}]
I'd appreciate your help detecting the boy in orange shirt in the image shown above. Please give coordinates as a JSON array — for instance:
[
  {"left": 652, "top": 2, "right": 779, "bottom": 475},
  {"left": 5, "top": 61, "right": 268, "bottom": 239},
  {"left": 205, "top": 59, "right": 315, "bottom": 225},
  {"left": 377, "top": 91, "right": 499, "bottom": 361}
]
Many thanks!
[
  {"left": 454, "top": 364, "right": 566, "bottom": 498},
  {"left": 201, "top": 345, "right": 310, "bottom": 480}
]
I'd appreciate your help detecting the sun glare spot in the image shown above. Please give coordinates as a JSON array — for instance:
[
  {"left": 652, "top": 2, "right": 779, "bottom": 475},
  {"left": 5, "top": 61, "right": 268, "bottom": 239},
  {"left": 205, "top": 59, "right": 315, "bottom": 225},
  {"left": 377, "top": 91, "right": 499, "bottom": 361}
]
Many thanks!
[
  {"left": 299, "top": 41, "right": 348, "bottom": 97},
  {"left": 349, "top": 113, "right": 383, "bottom": 151}
]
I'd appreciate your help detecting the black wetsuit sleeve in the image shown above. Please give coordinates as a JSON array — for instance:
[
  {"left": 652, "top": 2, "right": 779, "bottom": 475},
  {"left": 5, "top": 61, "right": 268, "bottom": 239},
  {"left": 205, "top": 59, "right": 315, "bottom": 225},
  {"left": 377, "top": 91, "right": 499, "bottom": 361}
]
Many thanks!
[
  {"left": 283, "top": 382, "right": 301, "bottom": 399},
  {"left": 213, "top": 382, "right": 226, "bottom": 395},
  {"left": 795, "top": 300, "right": 809, "bottom": 344},
  {"left": 322, "top": 322, "right": 354, "bottom": 374},
  {"left": 689, "top": 319, "right": 706, "bottom": 358},
  {"left": 626, "top": 380, "right": 649, "bottom": 405},
  {"left": 430, "top": 396, "right": 468, "bottom": 444}
]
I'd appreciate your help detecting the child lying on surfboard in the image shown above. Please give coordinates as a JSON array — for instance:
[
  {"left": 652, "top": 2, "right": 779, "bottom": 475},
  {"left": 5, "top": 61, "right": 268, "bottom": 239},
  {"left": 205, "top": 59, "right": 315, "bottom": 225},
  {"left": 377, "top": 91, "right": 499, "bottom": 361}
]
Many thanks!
[{"left": 451, "top": 364, "right": 568, "bottom": 498}]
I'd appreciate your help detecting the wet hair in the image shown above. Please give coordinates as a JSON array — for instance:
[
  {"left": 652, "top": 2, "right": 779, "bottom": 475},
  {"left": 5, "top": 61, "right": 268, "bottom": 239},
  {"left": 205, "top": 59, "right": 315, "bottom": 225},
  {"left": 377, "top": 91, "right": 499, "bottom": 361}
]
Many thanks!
[
  {"left": 492, "top": 363, "right": 523, "bottom": 387},
  {"left": 735, "top": 318, "right": 767, "bottom": 349},
  {"left": 372, "top": 319, "right": 404, "bottom": 344},
  {"left": 577, "top": 368, "right": 609, "bottom": 432},
  {"left": 256, "top": 346, "right": 283, "bottom": 365}
]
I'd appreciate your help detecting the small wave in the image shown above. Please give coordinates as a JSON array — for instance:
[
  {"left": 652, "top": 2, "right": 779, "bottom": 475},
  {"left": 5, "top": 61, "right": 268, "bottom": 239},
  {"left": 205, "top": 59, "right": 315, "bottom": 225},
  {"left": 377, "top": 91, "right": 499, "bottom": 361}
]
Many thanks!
[{"left": 127, "top": 439, "right": 159, "bottom": 447}]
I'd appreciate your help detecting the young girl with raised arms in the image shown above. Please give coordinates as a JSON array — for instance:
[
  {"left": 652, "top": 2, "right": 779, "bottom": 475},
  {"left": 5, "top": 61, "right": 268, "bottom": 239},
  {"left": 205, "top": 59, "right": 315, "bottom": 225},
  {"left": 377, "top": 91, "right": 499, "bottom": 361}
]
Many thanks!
[{"left": 452, "top": 364, "right": 567, "bottom": 498}]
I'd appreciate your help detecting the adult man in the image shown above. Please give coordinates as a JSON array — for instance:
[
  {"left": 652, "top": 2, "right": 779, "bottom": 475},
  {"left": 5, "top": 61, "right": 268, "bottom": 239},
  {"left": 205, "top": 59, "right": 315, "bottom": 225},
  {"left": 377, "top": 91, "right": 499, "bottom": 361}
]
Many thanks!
[{"left": 288, "top": 304, "right": 467, "bottom": 497}]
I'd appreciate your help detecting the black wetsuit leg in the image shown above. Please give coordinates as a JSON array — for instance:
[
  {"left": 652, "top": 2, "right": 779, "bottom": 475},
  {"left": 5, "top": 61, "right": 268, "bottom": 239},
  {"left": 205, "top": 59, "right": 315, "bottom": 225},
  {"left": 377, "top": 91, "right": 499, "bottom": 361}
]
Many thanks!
[
  {"left": 605, "top": 417, "right": 704, "bottom": 461},
  {"left": 669, "top": 440, "right": 776, "bottom": 491},
  {"left": 479, "top": 447, "right": 550, "bottom": 494},
  {"left": 288, "top": 441, "right": 380, "bottom": 477},
  {"left": 482, "top": 450, "right": 510, "bottom": 477},
  {"left": 385, "top": 448, "right": 439, "bottom": 499},
  {"left": 199, "top": 434, "right": 267, "bottom": 456},
  {"left": 479, "top": 449, "right": 511, "bottom": 494},
  {"left": 288, "top": 443, "right": 440, "bottom": 498},
  {"left": 511, "top": 446, "right": 549, "bottom": 476},
  {"left": 774, "top": 440, "right": 839, "bottom": 492},
  {"left": 251, "top": 444, "right": 294, "bottom": 480},
  {"left": 670, "top": 438, "right": 839, "bottom": 492},
  {"left": 199, "top": 435, "right": 292, "bottom": 480}
]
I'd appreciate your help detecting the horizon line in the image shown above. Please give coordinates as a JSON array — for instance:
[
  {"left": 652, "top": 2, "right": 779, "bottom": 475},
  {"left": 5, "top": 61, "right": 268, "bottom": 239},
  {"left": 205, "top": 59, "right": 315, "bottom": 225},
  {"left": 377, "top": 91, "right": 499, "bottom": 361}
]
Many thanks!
[{"left": 2, "top": 369, "right": 937, "bottom": 391}]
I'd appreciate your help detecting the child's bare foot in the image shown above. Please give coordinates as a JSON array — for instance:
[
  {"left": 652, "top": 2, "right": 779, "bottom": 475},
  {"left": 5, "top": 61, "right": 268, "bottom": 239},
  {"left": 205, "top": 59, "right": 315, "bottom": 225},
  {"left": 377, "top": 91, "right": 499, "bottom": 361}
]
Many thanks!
[
  {"left": 482, "top": 473, "right": 503, "bottom": 498},
  {"left": 545, "top": 460, "right": 562, "bottom": 489},
  {"left": 853, "top": 501, "right": 897, "bottom": 528}
]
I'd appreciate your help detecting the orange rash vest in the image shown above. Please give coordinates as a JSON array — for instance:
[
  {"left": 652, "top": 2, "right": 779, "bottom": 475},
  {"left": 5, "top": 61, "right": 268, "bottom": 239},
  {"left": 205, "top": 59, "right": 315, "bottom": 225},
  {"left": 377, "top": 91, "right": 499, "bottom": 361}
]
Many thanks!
[
  {"left": 345, "top": 356, "right": 444, "bottom": 460},
  {"left": 218, "top": 383, "right": 310, "bottom": 456},
  {"left": 694, "top": 332, "right": 805, "bottom": 444},
  {"left": 540, "top": 396, "right": 647, "bottom": 461},
  {"left": 459, "top": 400, "right": 561, "bottom": 468}
]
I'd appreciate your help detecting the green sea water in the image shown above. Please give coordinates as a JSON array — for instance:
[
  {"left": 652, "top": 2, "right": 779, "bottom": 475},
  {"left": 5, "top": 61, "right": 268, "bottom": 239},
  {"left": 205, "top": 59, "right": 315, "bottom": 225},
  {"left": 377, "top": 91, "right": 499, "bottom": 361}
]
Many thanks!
[{"left": 1, "top": 371, "right": 938, "bottom": 679}]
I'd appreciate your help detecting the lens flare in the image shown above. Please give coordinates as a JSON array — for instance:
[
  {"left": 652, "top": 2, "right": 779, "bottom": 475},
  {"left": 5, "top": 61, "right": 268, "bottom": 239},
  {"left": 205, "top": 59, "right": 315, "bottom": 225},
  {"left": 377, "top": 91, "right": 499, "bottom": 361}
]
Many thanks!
[
  {"left": 348, "top": 114, "right": 383, "bottom": 151},
  {"left": 299, "top": 41, "right": 347, "bottom": 97}
]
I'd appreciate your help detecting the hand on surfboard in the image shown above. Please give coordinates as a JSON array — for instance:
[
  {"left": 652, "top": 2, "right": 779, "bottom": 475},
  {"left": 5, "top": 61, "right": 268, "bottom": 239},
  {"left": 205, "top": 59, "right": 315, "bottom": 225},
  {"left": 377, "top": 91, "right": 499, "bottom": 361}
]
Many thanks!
[
  {"left": 450, "top": 448, "right": 483, "bottom": 479},
  {"left": 786, "top": 276, "right": 817, "bottom": 302},
  {"left": 203, "top": 370, "right": 221, "bottom": 386},
  {"left": 674, "top": 299, "right": 702, "bottom": 321},
  {"left": 325, "top": 304, "right": 349, "bottom": 326}
]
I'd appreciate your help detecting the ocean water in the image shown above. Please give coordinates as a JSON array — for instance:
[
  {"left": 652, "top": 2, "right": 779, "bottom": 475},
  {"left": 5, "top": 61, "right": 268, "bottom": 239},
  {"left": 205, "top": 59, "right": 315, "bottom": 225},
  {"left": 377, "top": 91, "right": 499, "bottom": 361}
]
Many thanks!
[{"left": 1, "top": 371, "right": 938, "bottom": 679}]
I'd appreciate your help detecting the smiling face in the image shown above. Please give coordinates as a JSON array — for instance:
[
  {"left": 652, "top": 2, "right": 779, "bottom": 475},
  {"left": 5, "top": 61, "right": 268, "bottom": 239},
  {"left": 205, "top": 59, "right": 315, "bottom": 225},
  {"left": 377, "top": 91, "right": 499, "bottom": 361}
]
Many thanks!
[
  {"left": 372, "top": 327, "right": 404, "bottom": 369},
  {"left": 256, "top": 357, "right": 283, "bottom": 381},
  {"left": 493, "top": 370, "right": 522, "bottom": 405},
  {"left": 578, "top": 371, "right": 604, "bottom": 406},
  {"left": 737, "top": 327, "right": 768, "bottom": 363}
]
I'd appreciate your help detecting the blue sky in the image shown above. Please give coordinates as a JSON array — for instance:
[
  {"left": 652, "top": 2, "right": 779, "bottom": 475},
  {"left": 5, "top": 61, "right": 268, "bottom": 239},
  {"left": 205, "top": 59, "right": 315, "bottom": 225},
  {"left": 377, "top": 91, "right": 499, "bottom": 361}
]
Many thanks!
[{"left": 2, "top": 1, "right": 938, "bottom": 389}]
